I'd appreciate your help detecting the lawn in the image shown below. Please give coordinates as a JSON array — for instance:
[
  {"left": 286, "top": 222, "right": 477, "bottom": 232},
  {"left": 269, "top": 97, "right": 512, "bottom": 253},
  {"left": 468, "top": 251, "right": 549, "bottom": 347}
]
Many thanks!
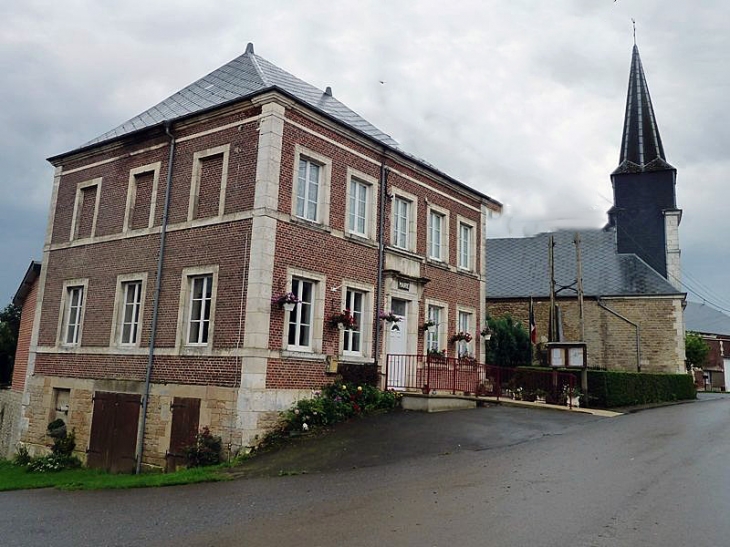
[{"left": 0, "top": 459, "right": 230, "bottom": 491}]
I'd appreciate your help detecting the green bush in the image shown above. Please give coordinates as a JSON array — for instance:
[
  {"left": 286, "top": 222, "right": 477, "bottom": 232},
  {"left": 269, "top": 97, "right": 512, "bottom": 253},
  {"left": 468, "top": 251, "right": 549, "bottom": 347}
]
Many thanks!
[
  {"left": 184, "top": 426, "right": 222, "bottom": 468},
  {"left": 15, "top": 425, "right": 82, "bottom": 473},
  {"left": 567, "top": 370, "right": 695, "bottom": 408},
  {"left": 276, "top": 382, "right": 401, "bottom": 436}
]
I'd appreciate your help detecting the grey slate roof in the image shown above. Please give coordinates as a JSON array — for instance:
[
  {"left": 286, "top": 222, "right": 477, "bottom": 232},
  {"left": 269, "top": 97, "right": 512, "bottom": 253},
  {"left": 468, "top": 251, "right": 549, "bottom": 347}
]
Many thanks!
[
  {"left": 685, "top": 302, "right": 730, "bottom": 336},
  {"left": 486, "top": 229, "right": 682, "bottom": 299},
  {"left": 614, "top": 45, "right": 675, "bottom": 175},
  {"left": 81, "top": 43, "right": 399, "bottom": 150}
]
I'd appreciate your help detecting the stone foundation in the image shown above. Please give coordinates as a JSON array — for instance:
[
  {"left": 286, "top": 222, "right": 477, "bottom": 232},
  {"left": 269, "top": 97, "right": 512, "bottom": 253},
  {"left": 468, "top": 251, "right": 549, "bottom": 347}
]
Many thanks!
[{"left": 0, "top": 389, "right": 22, "bottom": 459}]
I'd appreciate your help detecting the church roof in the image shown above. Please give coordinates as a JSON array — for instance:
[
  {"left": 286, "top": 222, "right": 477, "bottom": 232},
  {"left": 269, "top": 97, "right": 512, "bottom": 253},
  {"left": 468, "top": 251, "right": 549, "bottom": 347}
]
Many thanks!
[
  {"left": 80, "top": 43, "right": 399, "bottom": 150},
  {"left": 685, "top": 302, "right": 730, "bottom": 336},
  {"left": 613, "top": 45, "right": 675, "bottom": 175},
  {"left": 486, "top": 229, "right": 682, "bottom": 299}
]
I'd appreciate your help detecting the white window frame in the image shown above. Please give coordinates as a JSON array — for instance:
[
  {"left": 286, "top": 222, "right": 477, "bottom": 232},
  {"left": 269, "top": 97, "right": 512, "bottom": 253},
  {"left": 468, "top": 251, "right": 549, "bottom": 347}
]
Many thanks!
[
  {"left": 176, "top": 266, "right": 219, "bottom": 351},
  {"left": 284, "top": 269, "right": 326, "bottom": 354},
  {"left": 456, "top": 307, "right": 476, "bottom": 357},
  {"left": 124, "top": 162, "right": 161, "bottom": 232},
  {"left": 110, "top": 273, "right": 148, "bottom": 347},
  {"left": 391, "top": 188, "right": 418, "bottom": 252},
  {"left": 291, "top": 145, "right": 332, "bottom": 226},
  {"left": 339, "top": 280, "right": 375, "bottom": 359},
  {"left": 427, "top": 204, "right": 450, "bottom": 262},
  {"left": 188, "top": 144, "right": 230, "bottom": 221},
  {"left": 457, "top": 216, "right": 477, "bottom": 272},
  {"left": 57, "top": 279, "right": 89, "bottom": 348},
  {"left": 345, "top": 168, "right": 378, "bottom": 240},
  {"left": 426, "top": 304, "right": 443, "bottom": 352},
  {"left": 69, "top": 178, "right": 102, "bottom": 241}
]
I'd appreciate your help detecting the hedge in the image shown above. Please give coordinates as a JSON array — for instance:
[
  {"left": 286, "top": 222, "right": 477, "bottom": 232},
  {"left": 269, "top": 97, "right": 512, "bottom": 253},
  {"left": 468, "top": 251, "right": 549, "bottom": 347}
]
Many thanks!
[{"left": 517, "top": 367, "right": 696, "bottom": 408}]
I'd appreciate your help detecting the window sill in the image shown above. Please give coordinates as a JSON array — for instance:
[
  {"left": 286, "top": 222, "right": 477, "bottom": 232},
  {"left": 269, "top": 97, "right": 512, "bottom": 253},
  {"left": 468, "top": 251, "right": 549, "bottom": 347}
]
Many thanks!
[
  {"left": 338, "top": 355, "right": 374, "bottom": 365},
  {"left": 344, "top": 232, "right": 377, "bottom": 248},
  {"left": 281, "top": 350, "right": 327, "bottom": 362},
  {"left": 290, "top": 216, "right": 331, "bottom": 234},
  {"left": 426, "top": 258, "right": 451, "bottom": 271}
]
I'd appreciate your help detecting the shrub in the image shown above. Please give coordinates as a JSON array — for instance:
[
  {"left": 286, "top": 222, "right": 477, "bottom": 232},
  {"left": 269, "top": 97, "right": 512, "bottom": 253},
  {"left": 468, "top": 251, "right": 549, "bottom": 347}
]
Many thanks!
[
  {"left": 547, "top": 369, "right": 696, "bottom": 408},
  {"left": 184, "top": 426, "right": 222, "bottom": 467},
  {"left": 16, "top": 425, "right": 82, "bottom": 473},
  {"left": 275, "top": 381, "right": 401, "bottom": 437},
  {"left": 13, "top": 445, "right": 31, "bottom": 467}
]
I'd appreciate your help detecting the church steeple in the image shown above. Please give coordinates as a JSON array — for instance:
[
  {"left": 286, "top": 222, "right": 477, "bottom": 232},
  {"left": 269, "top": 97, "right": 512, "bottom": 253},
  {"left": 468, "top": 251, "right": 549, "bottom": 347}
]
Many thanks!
[
  {"left": 614, "top": 45, "right": 674, "bottom": 174},
  {"left": 608, "top": 43, "right": 682, "bottom": 290}
]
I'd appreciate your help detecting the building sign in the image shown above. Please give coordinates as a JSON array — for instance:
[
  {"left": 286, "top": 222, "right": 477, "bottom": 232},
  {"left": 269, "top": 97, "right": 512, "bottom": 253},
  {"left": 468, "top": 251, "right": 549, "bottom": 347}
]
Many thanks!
[
  {"left": 548, "top": 342, "right": 587, "bottom": 368},
  {"left": 397, "top": 279, "right": 410, "bottom": 291}
]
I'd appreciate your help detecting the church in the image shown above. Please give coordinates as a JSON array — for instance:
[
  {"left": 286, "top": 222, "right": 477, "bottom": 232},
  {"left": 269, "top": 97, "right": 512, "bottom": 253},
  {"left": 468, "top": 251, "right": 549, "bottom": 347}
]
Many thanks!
[{"left": 485, "top": 43, "right": 686, "bottom": 373}]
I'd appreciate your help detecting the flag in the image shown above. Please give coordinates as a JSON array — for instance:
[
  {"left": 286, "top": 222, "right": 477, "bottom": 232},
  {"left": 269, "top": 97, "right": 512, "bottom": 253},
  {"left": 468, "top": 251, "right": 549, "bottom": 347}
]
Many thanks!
[{"left": 529, "top": 297, "right": 537, "bottom": 345}]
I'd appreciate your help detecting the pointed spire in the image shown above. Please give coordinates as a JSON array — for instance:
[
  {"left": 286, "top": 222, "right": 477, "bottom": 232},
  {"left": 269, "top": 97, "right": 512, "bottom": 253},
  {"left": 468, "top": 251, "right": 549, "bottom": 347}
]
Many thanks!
[{"left": 615, "top": 45, "right": 673, "bottom": 174}]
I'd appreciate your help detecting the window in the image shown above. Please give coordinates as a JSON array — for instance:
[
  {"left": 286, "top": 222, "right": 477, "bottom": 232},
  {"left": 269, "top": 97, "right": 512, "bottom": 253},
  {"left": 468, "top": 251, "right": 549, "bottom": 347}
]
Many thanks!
[
  {"left": 457, "top": 311, "right": 472, "bottom": 357},
  {"left": 63, "top": 286, "right": 84, "bottom": 346},
  {"left": 288, "top": 278, "right": 314, "bottom": 349},
  {"left": 458, "top": 222, "right": 473, "bottom": 270},
  {"left": 296, "top": 158, "right": 320, "bottom": 221},
  {"left": 124, "top": 163, "right": 160, "bottom": 232},
  {"left": 348, "top": 179, "right": 368, "bottom": 237},
  {"left": 427, "top": 305, "right": 442, "bottom": 352},
  {"left": 188, "top": 145, "right": 230, "bottom": 221},
  {"left": 343, "top": 289, "right": 364, "bottom": 354},
  {"left": 429, "top": 211, "right": 443, "bottom": 260},
  {"left": 187, "top": 275, "right": 213, "bottom": 345},
  {"left": 393, "top": 197, "right": 410, "bottom": 249},
  {"left": 70, "top": 178, "right": 102, "bottom": 241},
  {"left": 119, "top": 281, "right": 142, "bottom": 345}
]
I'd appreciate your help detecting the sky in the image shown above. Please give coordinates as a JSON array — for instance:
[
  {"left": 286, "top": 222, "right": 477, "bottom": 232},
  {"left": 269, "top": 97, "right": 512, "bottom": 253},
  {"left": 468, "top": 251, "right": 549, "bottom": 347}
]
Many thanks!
[{"left": 1, "top": 0, "right": 728, "bottom": 313}]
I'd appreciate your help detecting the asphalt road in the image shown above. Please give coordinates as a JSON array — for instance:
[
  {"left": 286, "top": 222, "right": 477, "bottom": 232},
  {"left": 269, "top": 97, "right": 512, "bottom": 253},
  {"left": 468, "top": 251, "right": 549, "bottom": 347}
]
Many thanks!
[{"left": 2, "top": 394, "right": 729, "bottom": 547}]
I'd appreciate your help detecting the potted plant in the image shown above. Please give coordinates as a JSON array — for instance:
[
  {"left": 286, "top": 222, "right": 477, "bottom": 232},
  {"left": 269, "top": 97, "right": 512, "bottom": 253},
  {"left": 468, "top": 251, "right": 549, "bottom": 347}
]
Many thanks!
[
  {"left": 426, "top": 348, "right": 447, "bottom": 363},
  {"left": 421, "top": 319, "right": 436, "bottom": 333},
  {"left": 328, "top": 309, "right": 357, "bottom": 330},
  {"left": 480, "top": 325, "right": 492, "bottom": 340},
  {"left": 563, "top": 385, "right": 582, "bottom": 408},
  {"left": 379, "top": 311, "right": 400, "bottom": 323},
  {"left": 535, "top": 388, "right": 547, "bottom": 404},
  {"left": 272, "top": 292, "right": 300, "bottom": 312},
  {"left": 450, "top": 331, "right": 472, "bottom": 344}
]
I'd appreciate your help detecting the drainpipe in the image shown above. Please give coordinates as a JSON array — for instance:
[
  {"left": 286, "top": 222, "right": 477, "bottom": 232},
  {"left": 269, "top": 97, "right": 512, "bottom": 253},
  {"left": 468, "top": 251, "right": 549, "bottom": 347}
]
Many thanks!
[
  {"left": 596, "top": 297, "right": 642, "bottom": 372},
  {"left": 135, "top": 122, "right": 176, "bottom": 474},
  {"left": 373, "top": 160, "right": 389, "bottom": 378}
]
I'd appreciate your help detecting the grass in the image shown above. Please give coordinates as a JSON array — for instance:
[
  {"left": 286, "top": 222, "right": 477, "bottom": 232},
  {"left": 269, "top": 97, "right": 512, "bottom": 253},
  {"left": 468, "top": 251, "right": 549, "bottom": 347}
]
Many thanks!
[{"left": 0, "top": 459, "right": 230, "bottom": 492}]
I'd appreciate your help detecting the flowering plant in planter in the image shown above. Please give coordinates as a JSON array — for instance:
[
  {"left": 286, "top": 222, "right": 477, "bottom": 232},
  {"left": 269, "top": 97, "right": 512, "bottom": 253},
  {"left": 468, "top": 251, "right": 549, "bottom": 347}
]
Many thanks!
[
  {"left": 421, "top": 319, "right": 436, "bottom": 332},
  {"left": 272, "top": 292, "right": 300, "bottom": 310},
  {"left": 379, "top": 311, "right": 400, "bottom": 323},
  {"left": 328, "top": 309, "right": 357, "bottom": 329},
  {"left": 450, "top": 331, "right": 472, "bottom": 344}
]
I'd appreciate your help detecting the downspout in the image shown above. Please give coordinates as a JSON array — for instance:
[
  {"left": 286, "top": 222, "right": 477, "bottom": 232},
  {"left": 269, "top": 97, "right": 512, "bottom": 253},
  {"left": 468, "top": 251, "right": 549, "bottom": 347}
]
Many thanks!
[
  {"left": 135, "top": 122, "right": 176, "bottom": 474},
  {"left": 596, "top": 297, "right": 641, "bottom": 372},
  {"left": 374, "top": 159, "right": 389, "bottom": 379}
]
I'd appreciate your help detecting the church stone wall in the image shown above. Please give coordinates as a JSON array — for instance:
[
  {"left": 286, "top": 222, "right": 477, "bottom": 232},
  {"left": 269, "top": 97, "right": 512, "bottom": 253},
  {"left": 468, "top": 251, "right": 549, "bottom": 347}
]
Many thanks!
[{"left": 486, "top": 296, "right": 685, "bottom": 374}]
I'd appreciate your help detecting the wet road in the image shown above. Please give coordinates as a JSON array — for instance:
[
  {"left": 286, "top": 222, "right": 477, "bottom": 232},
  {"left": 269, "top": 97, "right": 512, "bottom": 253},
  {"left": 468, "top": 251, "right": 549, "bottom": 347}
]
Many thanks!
[{"left": 2, "top": 395, "right": 729, "bottom": 546}]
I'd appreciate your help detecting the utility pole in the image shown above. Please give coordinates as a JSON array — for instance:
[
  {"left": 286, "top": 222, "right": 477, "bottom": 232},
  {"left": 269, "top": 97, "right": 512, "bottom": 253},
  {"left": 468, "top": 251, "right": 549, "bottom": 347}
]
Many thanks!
[
  {"left": 548, "top": 235, "right": 556, "bottom": 342},
  {"left": 574, "top": 233, "right": 588, "bottom": 396}
]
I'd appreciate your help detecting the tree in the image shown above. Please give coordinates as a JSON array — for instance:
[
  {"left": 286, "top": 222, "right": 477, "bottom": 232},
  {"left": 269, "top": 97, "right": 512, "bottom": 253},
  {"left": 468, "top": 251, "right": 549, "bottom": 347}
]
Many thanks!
[
  {"left": 0, "top": 303, "right": 22, "bottom": 385},
  {"left": 485, "top": 313, "right": 531, "bottom": 367},
  {"left": 685, "top": 331, "right": 710, "bottom": 371}
]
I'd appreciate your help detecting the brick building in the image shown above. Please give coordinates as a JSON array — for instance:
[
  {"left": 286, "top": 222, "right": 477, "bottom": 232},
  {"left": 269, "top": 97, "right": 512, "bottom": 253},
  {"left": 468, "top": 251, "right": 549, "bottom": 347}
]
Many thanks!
[
  {"left": 0, "top": 261, "right": 40, "bottom": 458},
  {"left": 485, "top": 44, "right": 686, "bottom": 374},
  {"left": 685, "top": 302, "right": 730, "bottom": 390},
  {"left": 17, "top": 44, "right": 501, "bottom": 470}
]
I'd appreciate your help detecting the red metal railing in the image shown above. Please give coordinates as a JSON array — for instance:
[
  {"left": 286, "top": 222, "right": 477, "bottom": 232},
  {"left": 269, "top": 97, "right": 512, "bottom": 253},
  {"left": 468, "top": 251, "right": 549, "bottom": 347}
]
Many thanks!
[{"left": 385, "top": 355, "right": 577, "bottom": 408}]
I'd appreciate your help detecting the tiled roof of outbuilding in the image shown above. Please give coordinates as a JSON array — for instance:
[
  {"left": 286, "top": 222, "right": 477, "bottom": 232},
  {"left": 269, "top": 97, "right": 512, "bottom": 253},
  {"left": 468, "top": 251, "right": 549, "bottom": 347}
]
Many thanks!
[
  {"left": 685, "top": 302, "right": 730, "bottom": 336},
  {"left": 486, "top": 229, "right": 682, "bottom": 299}
]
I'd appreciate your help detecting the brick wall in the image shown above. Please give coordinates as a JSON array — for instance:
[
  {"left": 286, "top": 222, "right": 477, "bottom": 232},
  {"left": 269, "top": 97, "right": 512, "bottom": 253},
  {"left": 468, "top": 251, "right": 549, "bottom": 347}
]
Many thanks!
[{"left": 12, "top": 277, "right": 38, "bottom": 392}]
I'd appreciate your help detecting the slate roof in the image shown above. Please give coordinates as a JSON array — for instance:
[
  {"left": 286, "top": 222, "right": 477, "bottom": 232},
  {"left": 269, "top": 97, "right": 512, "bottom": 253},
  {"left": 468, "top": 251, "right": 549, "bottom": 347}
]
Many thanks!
[
  {"left": 81, "top": 42, "right": 398, "bottom": 150},
  {"left": 614, "top": 45, "right": 675, "bottom": 175},
  {"left": 684, "top": 302, "right": 730, "bottom": 336},
  {"left": 486, "top": 229, "right": 682, "bottom": 299}
]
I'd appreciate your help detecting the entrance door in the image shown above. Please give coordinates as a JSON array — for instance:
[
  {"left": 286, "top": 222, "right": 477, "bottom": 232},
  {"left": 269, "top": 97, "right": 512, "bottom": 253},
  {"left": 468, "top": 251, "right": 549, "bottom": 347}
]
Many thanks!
[
  {"left": 166, "top": 397, "right": 201, "bottom": 472},
  {"left": 387, "top": 299, "right": 408, "bottom": 388},
  {"left": 87, "top": 392, "right": 141, "bottom": 473}
]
